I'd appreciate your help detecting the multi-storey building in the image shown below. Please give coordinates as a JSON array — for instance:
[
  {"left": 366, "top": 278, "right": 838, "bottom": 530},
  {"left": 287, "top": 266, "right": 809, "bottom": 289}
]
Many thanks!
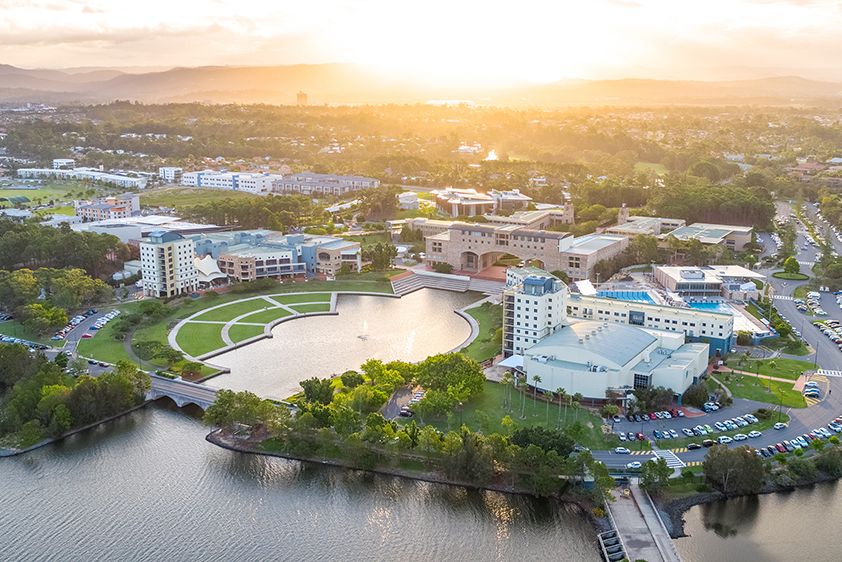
[
  {"left": 180, "top": 170, "right": 279, "bottom": 194},
  {"left": 140, "top": 231, "right": 198, "bottom": 298},
  {"left": 271, "top": 172, "right": 380, "bottom": 197},
  {"left": 433, "top": 188, "right": 495, "bottom": 217},
  {"left": 158, "top": 167, "right": 183, "bottom": 183},
  {"left": 503, "top": 268, "right": 734, "bottom": 359},
  {"left": 191, "top": 230, "right": 362, "bottom": 280},
  {"left": 422, "top": 221, "right": 627, "bottom": 281},
  {"left": 17, "top": 167, "right": 148, "bottom": 189},
  {"left": 75, "top": 193, "right": 140, "bottom": 222},
  {"left": 52, "top": 158, "right": 75, "bottom": 169}
]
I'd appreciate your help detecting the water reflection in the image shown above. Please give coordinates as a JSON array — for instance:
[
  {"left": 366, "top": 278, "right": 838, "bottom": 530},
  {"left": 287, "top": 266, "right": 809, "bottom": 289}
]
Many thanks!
[
  {"left": 208, "top": 290, "right": 477, "bottom": 399},
  {"left": 698, "top": 494, "right": 761, "bottom": 538}
]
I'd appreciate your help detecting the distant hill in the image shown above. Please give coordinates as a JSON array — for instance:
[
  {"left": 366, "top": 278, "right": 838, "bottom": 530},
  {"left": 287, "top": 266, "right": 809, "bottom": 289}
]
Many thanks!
[{"left": 0, "top": 63, "right": 841, "bottom": 106}]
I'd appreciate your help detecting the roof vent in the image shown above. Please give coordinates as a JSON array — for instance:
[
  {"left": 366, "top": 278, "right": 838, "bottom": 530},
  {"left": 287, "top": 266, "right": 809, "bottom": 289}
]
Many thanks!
[
  {"left": 578, "top": 338, "right": 584, "bottom": 344},
  {"left": 597, "top": 326, "right": 603, "bottom": 332},
  {"left": 585, "top": 334, "right": 590, "bottom": 340}
]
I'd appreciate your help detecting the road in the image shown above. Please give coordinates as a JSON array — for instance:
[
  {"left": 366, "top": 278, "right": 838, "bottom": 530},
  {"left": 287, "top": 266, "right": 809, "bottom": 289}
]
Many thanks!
[{"left": 594, "top": 202, "right": 842, "bottom": 469}]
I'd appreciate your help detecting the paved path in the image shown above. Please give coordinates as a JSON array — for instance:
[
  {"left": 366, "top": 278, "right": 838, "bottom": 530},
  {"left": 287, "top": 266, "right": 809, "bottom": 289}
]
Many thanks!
[{"left": 607, "top": 481, "right": 680, "bottom": 562}]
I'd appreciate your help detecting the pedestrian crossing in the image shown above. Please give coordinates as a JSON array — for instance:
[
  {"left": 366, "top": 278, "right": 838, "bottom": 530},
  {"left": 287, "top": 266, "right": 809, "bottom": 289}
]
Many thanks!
[
  {"left": 773, "top": 295, "right": 795, "bottom": 301},
  {"left": 798, "top": 261, "right": 816, "bottom": 267},
  {"left": 816, "top": 369, "right": 842, "bottom": 377},
  {"left": 653, "top": 448, "right": 686, "bottom": 469}
]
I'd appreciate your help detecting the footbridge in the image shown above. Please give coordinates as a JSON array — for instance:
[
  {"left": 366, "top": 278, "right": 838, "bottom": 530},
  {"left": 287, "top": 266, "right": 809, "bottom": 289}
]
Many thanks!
[{"left": 147, "top": 373, "right": 219, "bottom": 410}]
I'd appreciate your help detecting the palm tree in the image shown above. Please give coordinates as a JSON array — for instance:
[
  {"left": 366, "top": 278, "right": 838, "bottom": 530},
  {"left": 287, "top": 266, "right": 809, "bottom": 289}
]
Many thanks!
[
  {"left": 767, "top": 360, "right": 777, "bottom": 390},
  {"left": 545, "top": 389, "right": 551, "bottom": 425},
  {"left": 556, "top": 387, "right": 566, "bottom": 427},
  {"left": 572, "top": 393, "right": 583, "bottom": 422},
  {"left": 501, "top": 371, "right": 512, "bottom": 410},
  {"left": 531, "top": 375, "right": 542, "bottom": 420}
]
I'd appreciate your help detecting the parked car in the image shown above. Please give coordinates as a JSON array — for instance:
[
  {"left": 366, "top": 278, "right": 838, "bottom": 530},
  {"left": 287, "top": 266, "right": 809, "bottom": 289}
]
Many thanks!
[
  {"left": 748, "top": 430, "right": 762, "bottom": 438},
  {"left": 733, "top": 433, "right": 748, "bottom": 441},
  {"left": 702, "top": 439, "right": 715, "bottom": 447},
  {"left": 718, "top": 435, "right": 733, "bottom": 444},
  {"left": 614, "top": 447, "right": 631, "bottom": 454},
  {"left": 687, "top": 443, "right": 702, "bottom": 450},
  {"left": 774, "top": 422, "right": 788, "bottom": 430}
]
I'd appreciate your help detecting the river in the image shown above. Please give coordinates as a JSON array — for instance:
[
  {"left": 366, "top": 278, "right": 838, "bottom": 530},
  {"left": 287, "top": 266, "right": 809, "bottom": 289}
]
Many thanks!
[
  {"left": 676, "top": 481, "right": 842, "bottom": 561},
  {"left": 1, "top": 403, "right": 601, "bottom": 562},
  {"left": 207, "top": 290, "right": 477, "bottom": 399}
]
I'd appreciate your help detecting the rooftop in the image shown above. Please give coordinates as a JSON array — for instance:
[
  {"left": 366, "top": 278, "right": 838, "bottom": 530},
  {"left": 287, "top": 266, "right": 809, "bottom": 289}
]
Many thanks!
[
  {"left": 665, "top": 222, "right": 753, "bottom": 244},
  {"left": 528, "top": 321, "right": 658, "bottom": 368},
  {"left": 567, "top": 233, "right": 627, "bottom": 255}
]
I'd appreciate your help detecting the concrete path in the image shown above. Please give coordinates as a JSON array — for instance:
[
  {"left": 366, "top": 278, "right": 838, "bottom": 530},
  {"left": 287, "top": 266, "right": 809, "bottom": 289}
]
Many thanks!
[{"left": 608, "top": 481, "right": 680, "bottom": 562}]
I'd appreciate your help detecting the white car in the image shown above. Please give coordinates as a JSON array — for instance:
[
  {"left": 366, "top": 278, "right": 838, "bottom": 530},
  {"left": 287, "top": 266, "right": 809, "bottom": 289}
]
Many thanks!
[
  {"left": 626, "top": 461, "right": 642, "bottom": 470},
  {"left": 774, "top": 422, "right": 788, "bottom": 430},
  {"left": 733, "top": 434, "right": 748, "bottom": 441},
  {"left": 718, "top": 435, "right": 733, "bottom": 444},
  {"left": 748, "top": 430, "right": 762, "bottom": 438},
  {"left": 614, "top": 447, "right": 631, "bottom": 454}
]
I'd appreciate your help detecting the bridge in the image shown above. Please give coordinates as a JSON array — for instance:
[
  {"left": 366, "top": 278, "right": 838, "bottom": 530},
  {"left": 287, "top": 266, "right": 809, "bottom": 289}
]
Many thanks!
[
  {"left": 605, "top": 480, "right": 681, "bottom": 562},
  {"left": 147, "top": 374, "right": 219, "bottom": 410}
]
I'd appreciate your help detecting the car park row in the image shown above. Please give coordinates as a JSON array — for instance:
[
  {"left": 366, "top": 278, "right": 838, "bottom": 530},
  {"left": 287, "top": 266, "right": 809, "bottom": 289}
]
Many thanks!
[{"left": 52, "top": 308, "right": 100, "bottom": 340}]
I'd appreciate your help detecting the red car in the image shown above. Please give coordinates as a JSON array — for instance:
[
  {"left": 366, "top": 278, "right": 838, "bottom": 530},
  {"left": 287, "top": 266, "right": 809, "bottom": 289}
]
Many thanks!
[
  {"left": 636, "top": 432, "right": 645, "bottom": 441},
  {"left": 775, "top": 443, "right": 786, "bottom": 453},
  {"left": 648, "top": 413, "right": 657, "bottom": 420}
]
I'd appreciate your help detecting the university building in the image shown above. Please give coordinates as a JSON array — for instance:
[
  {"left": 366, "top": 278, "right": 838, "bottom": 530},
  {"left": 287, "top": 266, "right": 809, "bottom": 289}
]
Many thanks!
[{"left": 140, "top": 231, "right": 199, "bottom": 298}]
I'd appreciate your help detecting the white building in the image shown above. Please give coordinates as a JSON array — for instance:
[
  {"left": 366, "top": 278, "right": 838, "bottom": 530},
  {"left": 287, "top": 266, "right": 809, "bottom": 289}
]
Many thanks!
[
  {"left": 504, "top": 268, "right": 734, "bottom": 359},
  {"left": 397, "top": 192, "right": 419, "bottom": 210},
  {"left": 17, "top": 167, "right": 147, "bottom": 189},
  {"left": 140, "top": 231, "right": 198, "bottom": 298},
  {"left": 158, "top": 167, "right": 183, "bottom": 183},
  {"left": 490, "top": 189, "right": 532, "bottom": 212},
  {"left": 655, "top": 265, "right": 764, "bottom": 300},
  {"left": 271, "top": 172, "right": 380, "bottom": 197},
  {"left": 52, "top": 158, "right": 75, "bottom": 169},
  {"left": 179, "top": 170, "right": 279, "bottom": 194},
  {"left": 522, "top": 321, "right": 709, "bottom": 402}
]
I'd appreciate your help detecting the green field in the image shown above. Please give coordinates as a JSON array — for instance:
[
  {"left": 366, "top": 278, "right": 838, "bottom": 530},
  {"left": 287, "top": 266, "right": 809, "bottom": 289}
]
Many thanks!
[
  {"left": 339, "top": 232, "right": 391, "bottom": 248},
  {"left": 191, "top": 299, "right": 271, "bottom": 322},
  {"left": 290, "top": 303, "right": 332, "bottom": 314},
  {"left": 228, "top": 324, "right": 265, "bottom": 343},
  {"left": 724, "top": 357, "right": 814, "bottom": 381},
  {"left": 139, "top": 187, "right": 257, "bottom": 208},
  {"left": 719, "top": 372, "right": 806, "bottom": 408},
  {"left": 274, "top": 292, "right": 332, "bottom": 304},
  {"left": 0, "top": 320, "right": 55, "bottom": 345},
  {"left": 772, "top": 271, "right": 810, "bottom": 280},
  {"left": 0, "top": 180, "right": 107, "bottom": 208},
  {"left": 175, "top": 323, "right": 227, "bottom": 357},
  {"left": 634, "top": 161, "right": 667, "bottom": 175},
  {"left": 422, "top": 381, "right": 622, "bottom": 450},
  {"left": 460, "top": 302, "right": 503, "bottom": 362},
  {"left": 237, "top": 307, "right": 292, "bottom": 324},
  {"left": 76, "top": 302, "right": 146, "bottom": 363}
]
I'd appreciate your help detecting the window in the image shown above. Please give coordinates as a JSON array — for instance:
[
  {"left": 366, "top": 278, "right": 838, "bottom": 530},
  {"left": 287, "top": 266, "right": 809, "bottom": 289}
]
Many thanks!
[{"left": 633, "top": 373, "right": 651, "bottom": 389}]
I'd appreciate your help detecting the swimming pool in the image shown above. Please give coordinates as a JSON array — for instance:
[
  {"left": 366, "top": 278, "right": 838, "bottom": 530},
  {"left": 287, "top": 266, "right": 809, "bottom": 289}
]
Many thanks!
[
  {"left": 687, "top": 301, "right": 732, "bottom": 313},
  {"left": 597, "top": 290, "right": 655, "bottom": 304}
]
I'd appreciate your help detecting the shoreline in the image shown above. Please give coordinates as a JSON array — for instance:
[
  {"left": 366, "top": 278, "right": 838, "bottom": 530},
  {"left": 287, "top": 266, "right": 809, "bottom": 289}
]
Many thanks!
[
  {"left": 205, "top": 430, "right": 611, "bottom": 534},
  {"left": 655, "top": 471, "right": 842, "bottom": 538},
  {"left": 0, "top": 400, "right": 150, "bottom": 457}
]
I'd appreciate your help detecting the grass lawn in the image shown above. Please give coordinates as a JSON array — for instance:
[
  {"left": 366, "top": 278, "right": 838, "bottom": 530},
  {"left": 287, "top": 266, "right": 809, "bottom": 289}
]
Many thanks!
[
  {"left": 761, "top": 337, "right": 810, "bottom": 356},
  {"left": 238, "top": 307, "right": 293, "bottom": 324},
  {"left": 228, "top": 324, "right": 265, "bottom": 343},
  {"left": 0, "top": 180, "right": 97, "bottom": 207},
  {"left": 720, "top": 372, "right": 806, "bottom": 408},
  {"left": 339, "top": 232, "right": 391, "bottom": 248},
  {"left": 0, "top": 320, "right": 55, "bottom": 345},
  {"left": 634, "top": 161, "right": 667, "bottom": 175},
  {"left": 274, "top": 292, "right": 331, "bottom": 304},
  {"left": 422, "top": 381, "right": 622, "bottom": 450},
  {"left": 772, "top": 271, "right": 809, "bottom": 280},
  {"left": 191, "top": 298, "right": 271, "bottom": 322},
  {"left": 175, "top": 322, "right": 227, "bottom": 357},
  {"left": 76, "top": 302, "right": 146, "bottom": 363},
  {"left": 724, "top": 357, "right": 814, "bottom": 380},
  {"left": 793, "top": 286, "right": 812, "bottom": 299},
  {"left": 139, "top": 187, "right": 257, "bottom": 208},
  {"left": 290, "top": 303, "right": 332, "bottom": 314},
  {"left": 657, "top": 412, "right": 790, "bottom": 449},
  {"left": 460, "top": 302, "right": 503, "bottom": 362}
]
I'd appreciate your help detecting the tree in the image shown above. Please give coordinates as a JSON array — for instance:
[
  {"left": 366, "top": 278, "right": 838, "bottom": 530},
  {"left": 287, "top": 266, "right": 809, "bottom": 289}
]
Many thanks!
[
  {"left": 416, "top": 353, "right": 485, "bottom": 399},
  {"left": 21, "top": 303, "right": 67, "bottom": 335},
  {"left": 640, "top": 457, "right": 672, "bottom": 492},
  {"left": 340, "top": 370, "right": 364, "bottom": 389},
  {"left": 601, "top": 404, "right": 619, "bottom": 419},
  {"left": 203, "top": 389, "right": 278, "bottom": 429},
  {"left": 783, "top": 256, "right": 800, "bottom": 275},
  {"left": 510, "top": 426, "right": 574, "bottom": 457},
  {"left": 555, "top": 387, "right": 566, "bottom": 427},
  {"left": 531, "top": 374, "right": 542, "bottom": 402},
  {"left": 703, "top": 445, "right": 765, "bottom": 495},
  {"left": 299, "top": 377, "right": 334, "bottom": 405},
  {"left": 682, "top": 382, "right": 709, "bottom": 408}
]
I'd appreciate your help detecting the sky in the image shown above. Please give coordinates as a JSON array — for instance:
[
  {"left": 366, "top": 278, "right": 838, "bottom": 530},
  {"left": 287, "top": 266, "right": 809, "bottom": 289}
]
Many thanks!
[{"left": 2, "top": 0, "right": 842, "bottom": 84}]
